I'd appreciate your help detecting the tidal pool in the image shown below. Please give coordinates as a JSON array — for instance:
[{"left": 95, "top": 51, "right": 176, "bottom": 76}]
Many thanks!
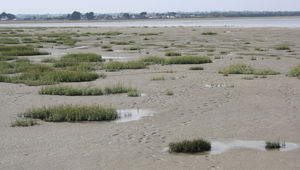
[{"left": 115, "top": 109, "right": 153, "bottom": 123}]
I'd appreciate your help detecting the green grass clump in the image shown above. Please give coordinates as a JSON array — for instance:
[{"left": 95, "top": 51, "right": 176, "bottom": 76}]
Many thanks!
[
  {"left": 142, "top": 56, "right": 166, "bottom": 65},
  {"left": 123, "top": 46, "right": 142, "bottom": 50},
  {"left": 254, "top": 69, "right": 280, "bottom": 75},
  {"left": 202, "top": 32, "right": 217, "bottom": 35},
  {"left": 0, "top": 56, "right": 17, "bottom": 61},
  {"left": 61, "top": 38, "right": 78, "bottom": 46},
  {"left": 165, "top": 51, "right": 181, "bottom": 56},
  {"left": 167, "top": 56, "right": 212, "bottom": 64},
  {"left": 21, "top": 105, "right": 118, "bottom": 122},
  {"left": 104, "top": 61, "right": 146, "bottom": 71},
  {"left": 166, "top": 89, "right": 174, "bottom": 95},
  {"left": 151, "top": 76, "right": 165, "bottom": 81},
  {"left": 169, "top": 139, "right": 211, "bottom": 153},
  {"left": 242, "top": 76, "right": 255, "bottom": 80},
  {"left": 100, "top": 32, "right": 122, "bottom": 36},
  {"left": 276, "top": 45, "right": 291, "bottom": 51},
  {"left": 54, "top": 53, "right": 102, "bottom": 68},
  {"left": 288, "top": 66, "right": 300, "bottom": 78},
  {"left": 0, "top": 46, "right": 48, "bottom": 56},
  {"left": 139, "top": 33, "right": 159, "bottom": 36},
  {"left": 219, "top": 64, "right": 255, "bottom": 75},
  {"left": 189, "top": 66, "right": 204, "bottom": 70},
  {"left": 0, "top": 60, "right": 99, "bottom": 86},
  {"left": 11, "top": 118, "right": 37, "bottom": 127},
  {"left": 110, "top": 41, "right": 130, "bottom": 45},
  {"left": 0, "top": 38, "right": 20, "bottom": 44},
  {"left": 41, "top": 58, "right": 57, "bottom": 63},
  {"left": 101, "top": 45, "right": 112, "bottom": 49},
  {"left": 127, "top": 89, "right": 141, "bottom": 97},
  {"left": 39, "top": 83, "right": 134, "bottom": 96},
  {"left": 255, "top": 47, "right": 266, "bottom": 51},
  {"left": 22, "top": 38, "right": 38, "bottom": 43},
  {"left": 265, "top": 141, "right": 281, "bottom": 150},
  {"left": 9, "top": 71, "right": 99, "bottom": 86}
]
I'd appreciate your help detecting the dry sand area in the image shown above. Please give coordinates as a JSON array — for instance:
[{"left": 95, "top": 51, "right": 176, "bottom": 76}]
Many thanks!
[{"left": 0, "top": 26, "right": 300, "bottom": 169}]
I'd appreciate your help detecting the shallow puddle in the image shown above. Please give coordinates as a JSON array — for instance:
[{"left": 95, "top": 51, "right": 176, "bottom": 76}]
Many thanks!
[
  {"left": 74, "top": 46, "right": 88, "bottom": 49},
  {"left": 164, "top": 139, "right": 298, "bottom": 155},
  {"left": 102, "top": 56, "right": 129, "bottom": 61},
  {"left": 115, "top": 109, "right": 153, "bottom": 123},
  {"left": 210, "top": 140, "right": 298, "bottom": 155},
  {"left": 205, "top": 84, "right": 226, "bottom": 88}
]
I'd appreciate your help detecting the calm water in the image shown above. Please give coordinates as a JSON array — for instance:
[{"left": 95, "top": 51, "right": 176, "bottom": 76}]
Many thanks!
[{"left": 1, "top": 18, "right": 300, "bottom": 27}]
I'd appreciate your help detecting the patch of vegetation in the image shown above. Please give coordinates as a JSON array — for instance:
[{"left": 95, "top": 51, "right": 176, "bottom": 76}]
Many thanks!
[
  {"left": 288, "top": 66, "right": 300, "bottom": 78},
  {"left": 41, "top": 58, "right": 57, "bottom": 63},
  {"left": 165, "top": 51, "right": 181, "bottom": 56},
  {"left": 11, "top": 118, "right": 37, "bottom": 127},
  {"left": 0, "top": 38, "right": 20, "bottom": 44},
  {"left": 127, "top": 89, "right": 141, "bottom": 97},
  {"left": 54, "top": 53, "right": 102, "bottom": 68},
  {"left": 265, "top": 141, "right": 281, "bottom": 150},
  {"left": 202, "top": 32, "right": 217, "bottom": 35},
  {"left": 206, "top": 49, "right": 215, "bottom": 52},
  {"left": 123, "top": 46, "right": 142, "bottom": 50},
  {"left": 100, "top": 32, "right": 122, "bottom": 36},
  {"left": 110, "top": 41, "right": 130, "bottom": 45},
  {"left": 151, "top": 76, "right": 165, "bottom": 81},
  {"left": 242, "top": 76, "right": 255, "bottom": 80},
  {"left": 219, "top": 64, "right": 280, "bottom": 76},
  {"left": 251, "top": 56, "right": 257, "bottom": 60},
  {"left": 276, "top": 45, "right": 291, "bottom": 51},
  {"left": 0, "top": 56, "right": 17, "bottom": 61},
  {"left": 101, "top": 45, "right": 112, "bottom": 49},
  {"left": 61, "top": 38, "right": 78, "bottom": 46},
  {"left": 255, "top": 47, "right": 266, "bottom": 51},
  {"left": 139, "top": 33, "right": 159, "bottom": 36},
  {"left": 167, "top": 56, "right": 212, "bottom": 64},
  {"left": 22, "top": 38, "right": 38, "bottom": 43},
  {"left": 166, "top": 89, "right": 174, "bottom": 95},
  {"left": 142, "top": 56, "right": 167, "bottom": 65},
  {"left": 254, "top": 69, "right": 280, "bottom": 75},
  {"left": 219, "top": 64, "right": 255, "bottom": 75},
  {"left": 189, "top": 66, "right": 204, "bottom": 70},
  {"left": 40, "top": 83, "right": 135, "bottom": 96},
  {"left": 214, "top": 56, "right": 221, "bottom": 59},
  {"left": 21, "top": 105, "right": 118, "bottom": 122},
  {"left": 169, "top": 139, "right": 211, "bottom": 153},
  {"left": 0, "top": 46, "right": 49, "bottom": 56},
  {"left": 104, "top": 61, "right": 146, "bottom": 71}
]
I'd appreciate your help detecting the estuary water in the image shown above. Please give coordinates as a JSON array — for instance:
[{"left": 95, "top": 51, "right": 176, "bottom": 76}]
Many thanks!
[{"left": 0, "top": 17, "right": 300, "bottom": 28}]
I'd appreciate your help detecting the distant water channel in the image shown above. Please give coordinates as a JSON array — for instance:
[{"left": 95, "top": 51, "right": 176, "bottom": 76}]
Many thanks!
[{"left": 1, "top": 17, "right": 300, "bottom": 28}]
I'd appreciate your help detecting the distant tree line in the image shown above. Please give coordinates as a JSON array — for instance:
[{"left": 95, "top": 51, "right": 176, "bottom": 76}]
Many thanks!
[
  {"left": 0, "top": 12, "right": 16, "bottom": 20},
  {"left": 2, "top": 11, "right": 300, "bottom": 21}
]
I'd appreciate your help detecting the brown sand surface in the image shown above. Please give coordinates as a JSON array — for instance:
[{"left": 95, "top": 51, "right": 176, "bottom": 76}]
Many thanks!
[{"left": 0, "top": 26, "right": 300, "bottom": 170}]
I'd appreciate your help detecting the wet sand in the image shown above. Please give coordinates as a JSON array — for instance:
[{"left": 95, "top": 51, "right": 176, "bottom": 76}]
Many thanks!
[{"left": 0, "top": 26, "right": 300, "bottom": 169}]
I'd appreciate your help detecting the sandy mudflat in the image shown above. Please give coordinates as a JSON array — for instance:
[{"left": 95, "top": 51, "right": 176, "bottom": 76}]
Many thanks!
[{"left": 0, "top": 26, "right": 300, "bottom": 170}]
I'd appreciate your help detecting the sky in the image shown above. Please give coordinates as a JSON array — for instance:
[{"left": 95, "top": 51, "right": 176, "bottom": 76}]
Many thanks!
[{"left": 1, "top": 0, "right": 299, "bottom": 14}]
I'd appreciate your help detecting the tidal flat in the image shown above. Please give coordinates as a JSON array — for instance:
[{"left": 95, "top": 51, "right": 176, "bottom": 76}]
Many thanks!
[{"left": 0, "top": 25, "right": 300, "bottom": 170}]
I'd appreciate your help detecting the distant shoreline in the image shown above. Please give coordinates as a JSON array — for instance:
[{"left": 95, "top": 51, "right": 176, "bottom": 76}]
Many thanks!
[{"left": 1, "top": 16, "right": 300, "bottom": 24}]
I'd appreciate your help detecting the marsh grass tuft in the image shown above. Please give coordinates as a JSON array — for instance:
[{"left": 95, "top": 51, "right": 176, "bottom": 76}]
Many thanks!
[
  {"left": 202, "top": 32, "right": 217, "bottom": 35},
  {"left": 166, "top": 89, "right": 174, "bottom": 95},
  {"left": 127, "top": 89, "right": 141, "bottom": 97},
  {"left": 265, "top": 141, "right": 282, "bottom": 150},
  {"left": 189, "top": 66, "right": 204, "bottom": 70},
  {"left": 0, "top": 46, "right": 48, "bottom": 56},
  {"left": 151, "top": 76, "right": 165, "bottom": 81},
  {"left": 276, "top": 45, "right": 291, "bottom": 51},
  {"left": 40, "top": 83, "right": 134, "bottom": 96},
  {"left": 288, "top": 66, "right": 300, "bottom": 78},
  {"left": 11, "top": 118, "right": 37, "bottom": 127},
  {"left": 169, "top": 139, "right": 211, "bottom": 153},
  {"left": 20, "top": 105, "right": 118, "bottom": 122},
  {"left": 104, "top": 61, "right": 146, "bottom": 71},
  {"left": 167, "top": 56, "right": 212, "bottom": 64}
]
